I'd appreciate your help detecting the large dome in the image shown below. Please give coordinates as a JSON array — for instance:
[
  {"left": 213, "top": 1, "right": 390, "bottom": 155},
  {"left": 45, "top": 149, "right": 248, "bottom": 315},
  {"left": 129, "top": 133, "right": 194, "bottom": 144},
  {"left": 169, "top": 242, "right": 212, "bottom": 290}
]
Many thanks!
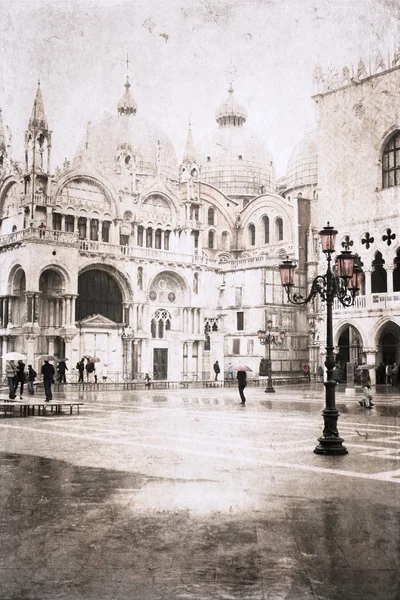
[
  {"left": 286, "top": 130, "right": 318, "bottom": 190},
  {"left": 74, "top": 80, "right": 179, "bottom": 183},
  {"left": 198, "top": 88, "right": 275, "bottom": 197}
]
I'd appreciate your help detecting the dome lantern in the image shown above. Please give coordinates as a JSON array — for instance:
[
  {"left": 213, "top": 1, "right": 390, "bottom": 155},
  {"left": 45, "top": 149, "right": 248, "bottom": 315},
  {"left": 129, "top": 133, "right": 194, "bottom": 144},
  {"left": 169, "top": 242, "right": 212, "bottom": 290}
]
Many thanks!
[
  {"left": 215, "top": 86, "right": 248, "bottom": 127},
  {"left": 117, "top": 76, "right": 137, "bottom": 116}
]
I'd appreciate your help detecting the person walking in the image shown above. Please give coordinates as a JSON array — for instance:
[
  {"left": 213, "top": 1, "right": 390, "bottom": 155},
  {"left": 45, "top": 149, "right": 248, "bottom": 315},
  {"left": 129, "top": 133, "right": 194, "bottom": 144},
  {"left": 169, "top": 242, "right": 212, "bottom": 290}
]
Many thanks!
[
  {"left": 391, "top": 363, "right": 398, "bottom": 387},
  {"left": 86, "top": 359, "right": 95, "bottom": 383},
  {"left": 27, "top": 365, "right": 37, "bottom": 395},
  {"left": 77, "top": 359, "right": 85, "bottom": 383},
  {"left": 237, "top": 370, "right": 247, "bottom": 405},
  {"left": 41, "top": 359, "right": 55, "bottom": 402},
  {"left": 303, "top": 363, "right": 311, "bottom": 382},
  {"left": 359, "top": 369, "right": 374, "bottom": 408},
  {"left": 57, "top": 360, "right": 68, "bottom": 383},
  {"left": 5, "top": 360, "right": 17, "bottom": 400},
  {"left": 213, "top": 361, "right": 220, "bottom": 382},
  {"left": 386, "top": 363, "right": 392, "bottom": 385},
  {"left": 317, "top": 365, "right": 324, "bottom": 382},
  {"left": 14, "top": 359, "right": 26, "bottom": 399}
]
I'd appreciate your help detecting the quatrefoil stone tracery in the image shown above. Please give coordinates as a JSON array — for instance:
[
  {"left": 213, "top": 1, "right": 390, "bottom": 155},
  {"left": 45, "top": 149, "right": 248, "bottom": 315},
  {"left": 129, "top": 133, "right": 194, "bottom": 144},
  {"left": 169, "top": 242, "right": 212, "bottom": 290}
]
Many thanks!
[
  {"left": 382, "top": 228, "right": 396, "bottom": 246},
  {"left": 361, "top": 232, "right": 374, "bottom": 249}
]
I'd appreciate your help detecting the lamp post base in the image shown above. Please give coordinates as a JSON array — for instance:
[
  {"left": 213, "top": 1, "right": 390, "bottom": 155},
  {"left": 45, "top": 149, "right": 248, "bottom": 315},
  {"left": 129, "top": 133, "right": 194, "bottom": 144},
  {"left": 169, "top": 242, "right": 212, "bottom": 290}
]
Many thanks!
[
  {"left": 314, "top": 407, "right": 348, "bottom": 455},
  {"left": 265, "top": 387, "right": 275, "bottom": 393},
  {"left": 314, "top": 436, "right": 348, "bottom": 455}
]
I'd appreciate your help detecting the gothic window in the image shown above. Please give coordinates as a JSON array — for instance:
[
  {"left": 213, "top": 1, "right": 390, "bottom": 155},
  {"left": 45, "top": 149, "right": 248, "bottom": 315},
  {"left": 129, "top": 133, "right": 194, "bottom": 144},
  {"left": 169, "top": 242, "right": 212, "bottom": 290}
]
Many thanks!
[
  {"left": 137, "top": 226, "right": 144, "bottom": 247},
  {"left": 102, "top": 221, "right": 110, "bottom": 242},
  {"left": 155, "top": 229, "right": 162, "bottom": 249},
  {"left": 208, "top": 230, "right": 215, "bottom": 249},
  {"left": 193, "top": 230, "right": 199, "bottom": 249},
  {"left": 191, "top": 205, "right": 200, "bottom": 221},
  {"left": 90, "top": 219, "right": 99, "bottom": 241},
  {"left": 52, "top": 213, "right": 62, "bottom": 231},
  {"left": 248, "top": 224, "right": 256, "bottom": 246},
  {"left": 275, "top": 217, "right": 283, "bottom": 241},
  {"left": 208, "top": 207, "right": 215, "bottom": 226},
  {"left": 151, "top": 309, "right": 172, "bottom": 339},
  {"left": 263, "top": 216, "right": 270, "bottom": 244},
  {"left": 371, "top": 251, "right": 387, "bottom": 293},
  {"left": 120, "top": 234, "right": 129, "bottom": 246},
  {"left": 78, "top": 217, "right": 87, "bottom": 239},
  {"left": 164, "top": 230, "right": 170, "bottom": 250},
  {"left": 146, "top": 227, "right": 153, "bottom": 248},
  {"left": 65, "top": 215, "right": 74, "bottom": 232},
  {"left": 382, "top": 131, "right": 400, "bottom": 189}
]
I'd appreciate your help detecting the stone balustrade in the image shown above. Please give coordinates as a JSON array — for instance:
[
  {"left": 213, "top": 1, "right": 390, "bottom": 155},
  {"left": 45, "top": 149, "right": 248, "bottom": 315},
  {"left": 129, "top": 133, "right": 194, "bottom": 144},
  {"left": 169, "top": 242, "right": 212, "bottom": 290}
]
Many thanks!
[{"left": 333, "top": 293, "right": 400, "bottom": 312}]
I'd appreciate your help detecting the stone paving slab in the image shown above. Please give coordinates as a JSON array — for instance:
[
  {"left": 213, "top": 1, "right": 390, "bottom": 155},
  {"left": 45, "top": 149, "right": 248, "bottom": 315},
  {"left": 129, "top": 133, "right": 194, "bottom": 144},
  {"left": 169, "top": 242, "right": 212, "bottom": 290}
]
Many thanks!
[{"left": 0, "top": 387, "right": 400, "bottom": 599}]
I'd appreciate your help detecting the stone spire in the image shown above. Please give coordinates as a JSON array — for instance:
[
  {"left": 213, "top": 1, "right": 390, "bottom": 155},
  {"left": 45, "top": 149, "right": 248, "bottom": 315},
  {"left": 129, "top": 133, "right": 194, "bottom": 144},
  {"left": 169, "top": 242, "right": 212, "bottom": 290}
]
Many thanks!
[
  {"left": 182, "top": 120, "right": 196, "bottom": 164},
  {"left": 28, "top": 81, "right": 48, "bottom": 131},
  {"left": 118, "top": 76, "right": 138, "bottom": 116}
]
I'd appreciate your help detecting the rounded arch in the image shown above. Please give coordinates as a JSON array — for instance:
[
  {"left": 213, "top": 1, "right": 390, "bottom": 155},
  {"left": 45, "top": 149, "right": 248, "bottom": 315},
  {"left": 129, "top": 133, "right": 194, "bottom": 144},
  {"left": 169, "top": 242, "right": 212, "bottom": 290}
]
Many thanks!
[
  {"left": 0, "top": 177, "right": 20, "bottom": 219},
  {"left": 7, "top": 264, "right": 27, "bottom": 295},
  {"left": 335, "top": 322, "right": 364, "bottom": 373},
  {"left": 380, "top": 127, "right": 400, "bottom": 189},
  {"left": 374, "top": 319, "right": 400, "bottom": 366},
  {"left": 274, "top": 216, "right": 284, "bottom": 241},
  {"left": 76, "top": 268, "right": 125, "bottom": 323},
  {"left": 221, "top": 230, "right": 230, "bottom": 251},
  {"left": 38, "top": 264, "right": 70, "bottom": 290},
  {"left": 148, "top": 270, "right": 189, "bottom": 305},
  {"left": 55, "top": 173, "right": 119, "bottom": 219},
  {"left": 217, "top": 251, "right": 234, "bottom": 263},
  {"left": 248, "top": 223, "right": 256, "bottom": 246},
  {"left": 140, "top": 191, "right": 179, "bottom": 220},
  {"left": 78, "top": 262, "right": 133, "bottom": 303}
]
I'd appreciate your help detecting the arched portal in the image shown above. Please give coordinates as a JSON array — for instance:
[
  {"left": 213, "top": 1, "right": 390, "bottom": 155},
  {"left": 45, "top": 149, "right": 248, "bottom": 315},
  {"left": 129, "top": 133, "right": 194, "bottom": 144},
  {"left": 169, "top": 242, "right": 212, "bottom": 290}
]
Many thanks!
[
  {"left": 39, "top": 268, "right": 65, "bottom": 327},
  {"left": 377, "top": 322, "right": 400, "bottom": 366},
  {"left": 76, "top": 269, "right": 123, "bottom": 322},
  {"left": 337, "top": 325, "right": 363, "bottom": 380}
]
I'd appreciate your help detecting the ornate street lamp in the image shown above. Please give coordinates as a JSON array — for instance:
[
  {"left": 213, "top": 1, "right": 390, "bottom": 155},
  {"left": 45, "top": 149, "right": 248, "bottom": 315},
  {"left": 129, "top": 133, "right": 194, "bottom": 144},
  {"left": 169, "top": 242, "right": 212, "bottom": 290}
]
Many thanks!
[
  {"left": 257, "top": 320, "right": 285, "bottom": 393},
  {"left": 279, "top": 223, "right": 362, "bottom": 456}
]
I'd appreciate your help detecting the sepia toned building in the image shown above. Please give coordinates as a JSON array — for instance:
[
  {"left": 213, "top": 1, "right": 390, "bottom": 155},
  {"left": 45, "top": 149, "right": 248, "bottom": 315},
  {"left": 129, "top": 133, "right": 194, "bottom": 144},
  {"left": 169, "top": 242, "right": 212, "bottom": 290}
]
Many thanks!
[{"left": 0, "top": 79, "right": 309, "bottom": 380}]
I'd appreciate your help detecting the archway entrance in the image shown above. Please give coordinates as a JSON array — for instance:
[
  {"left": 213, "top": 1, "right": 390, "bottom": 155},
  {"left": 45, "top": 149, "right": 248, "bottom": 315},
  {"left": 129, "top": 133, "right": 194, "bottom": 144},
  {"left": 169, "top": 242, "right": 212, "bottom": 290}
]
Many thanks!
[
  {"left": 76, "top": 269, "right": 123, "bottom": 322},
  {"left": 337, "top": 325, "right": 363, "bottom": 383}
]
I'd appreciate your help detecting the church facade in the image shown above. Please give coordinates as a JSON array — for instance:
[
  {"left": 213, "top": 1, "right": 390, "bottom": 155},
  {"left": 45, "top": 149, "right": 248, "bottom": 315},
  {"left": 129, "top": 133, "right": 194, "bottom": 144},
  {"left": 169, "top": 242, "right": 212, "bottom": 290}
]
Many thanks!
[{"left": 0, "top": 50, "right": 399, "bottom": 382}]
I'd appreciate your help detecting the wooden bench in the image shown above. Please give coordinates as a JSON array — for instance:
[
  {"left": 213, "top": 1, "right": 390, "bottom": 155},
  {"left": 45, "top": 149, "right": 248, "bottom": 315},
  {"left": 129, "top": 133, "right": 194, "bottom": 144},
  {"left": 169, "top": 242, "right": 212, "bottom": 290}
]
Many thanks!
[{"left": 0, "top": 401, "right": 84, "bottom": 417}]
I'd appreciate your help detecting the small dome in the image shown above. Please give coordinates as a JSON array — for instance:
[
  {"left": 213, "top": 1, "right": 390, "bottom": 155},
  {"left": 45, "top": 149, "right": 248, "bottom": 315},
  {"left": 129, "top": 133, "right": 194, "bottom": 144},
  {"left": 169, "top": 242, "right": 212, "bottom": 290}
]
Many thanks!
[
  {"left": 215, "top": 86, "right": 248, "bottom": 126},
  {"left": 286, "top": 130, "right": 318, "bottom": 190}
]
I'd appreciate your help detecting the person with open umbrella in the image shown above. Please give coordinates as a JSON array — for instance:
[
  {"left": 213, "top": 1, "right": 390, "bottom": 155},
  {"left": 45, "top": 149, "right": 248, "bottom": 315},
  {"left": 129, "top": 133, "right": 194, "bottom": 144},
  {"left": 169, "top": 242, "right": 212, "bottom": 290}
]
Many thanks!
[{"left": 76, "top": 358, "right": 85, "bottom": 383}]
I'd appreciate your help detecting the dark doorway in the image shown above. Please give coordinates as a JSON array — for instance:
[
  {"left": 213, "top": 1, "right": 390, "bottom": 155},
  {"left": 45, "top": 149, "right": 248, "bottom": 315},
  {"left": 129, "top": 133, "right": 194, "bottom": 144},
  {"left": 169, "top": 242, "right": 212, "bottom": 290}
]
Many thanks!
[
  {"left": 382, "top": 332, "right": 398, "bottom": 365},
  {"left": 76, "top": 270, "right": 123, "bottom": 322},
  {"left": 153, "top": 348, "right": 168, "bottom": 380}
]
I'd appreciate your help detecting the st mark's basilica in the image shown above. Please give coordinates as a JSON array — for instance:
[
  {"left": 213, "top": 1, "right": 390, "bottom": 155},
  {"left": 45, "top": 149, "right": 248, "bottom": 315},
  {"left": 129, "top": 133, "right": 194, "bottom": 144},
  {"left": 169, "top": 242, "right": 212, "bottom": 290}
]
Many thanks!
[{"left": 0, "top": 50, "right": 399, "bottom": 383}]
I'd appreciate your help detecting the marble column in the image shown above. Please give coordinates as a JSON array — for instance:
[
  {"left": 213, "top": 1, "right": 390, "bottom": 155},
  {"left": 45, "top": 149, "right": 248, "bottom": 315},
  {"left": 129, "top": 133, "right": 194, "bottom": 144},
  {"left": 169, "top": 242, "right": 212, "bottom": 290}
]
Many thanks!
[{"left": 386, "top": 267, "right": 394, "bottom": 294}]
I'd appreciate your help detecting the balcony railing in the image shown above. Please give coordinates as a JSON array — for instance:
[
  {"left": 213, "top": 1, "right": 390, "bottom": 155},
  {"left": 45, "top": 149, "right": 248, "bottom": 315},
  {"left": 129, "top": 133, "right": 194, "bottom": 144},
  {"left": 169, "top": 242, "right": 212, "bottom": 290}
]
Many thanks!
[
  {"left": 334, "top": 292, "right": 400, "bottom": 311},
  {"left": 0, "top": 228, "right": 79, "bottom": 246},
  {"left": 21, "top": 193, "right": 54, "bottom": 207}
]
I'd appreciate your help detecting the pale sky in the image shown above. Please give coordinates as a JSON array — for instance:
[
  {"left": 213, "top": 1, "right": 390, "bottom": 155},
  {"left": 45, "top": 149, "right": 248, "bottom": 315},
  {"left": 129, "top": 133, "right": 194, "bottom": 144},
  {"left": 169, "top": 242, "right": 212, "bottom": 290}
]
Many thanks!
[{"left": 0, "top": 0, "right": 399, "bottom": 177}]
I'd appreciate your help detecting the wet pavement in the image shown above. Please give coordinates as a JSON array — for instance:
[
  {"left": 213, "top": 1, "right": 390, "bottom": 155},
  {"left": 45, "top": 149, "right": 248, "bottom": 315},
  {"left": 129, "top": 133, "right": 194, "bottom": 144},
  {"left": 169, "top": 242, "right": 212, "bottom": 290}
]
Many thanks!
[{"left": 0, "top": 385, "right": 400, "bottom": 599}]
